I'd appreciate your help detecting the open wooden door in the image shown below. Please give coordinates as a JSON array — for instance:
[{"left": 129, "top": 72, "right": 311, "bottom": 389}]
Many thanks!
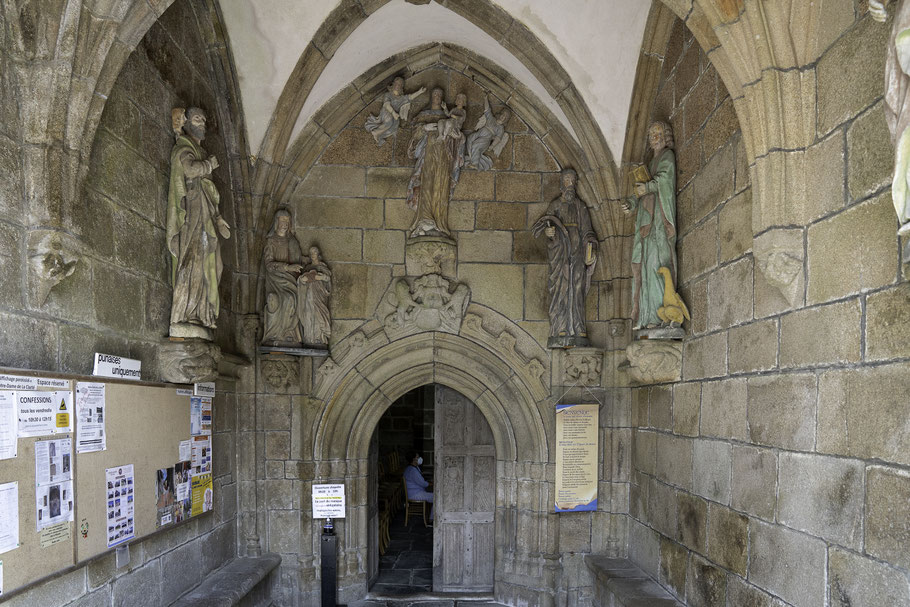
[{"left": 433, "top": 385, "right": 495, "bottom": 592}]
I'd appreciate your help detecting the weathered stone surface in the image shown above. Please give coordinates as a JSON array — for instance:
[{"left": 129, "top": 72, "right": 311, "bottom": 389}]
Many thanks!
[
  {"left": 452, "top": 170, "right": 495, "bottom": 200},
  {"left": 265, "top": 431, "right": 291, "bottom": 460},
  {"left": 4, "top": 568, "right": 86, "bottom": 607},
  {"left": 363, "top": 229, "right": 405, "bottom": 263},
  {"left": 295, "top": 196, "right": 383, "bottom": 229},
  {"left": 320, "top": 127, "right": 394, "bottom": 166},
  {"left": 457, "top": 263, "right": 523, "bottom": 319},
  {"left": 512, "top": 134, "right": 558, "bottom": 172},
  {"left": 648, "top": 478, "right": 679, "bottom": 546},
  {"left": 628, "top": 519, "right": 661, "bottom": 579},
  {"left": 496, "top": 172, "right": 540, "bottom": 202},
  {"left": 457, "top": 230, "right": 512, "bottom": 263},
  {"left": 656, "top": 434, "right": 692, "bottom": 490},
  {"left": 778, "top": 452, "right": 863, "bottom": 548},
  {"left": 728, "top": 319, "right": 778, "bottom": 374},
  {"left": 559, "top": 510, "right": 592, "bottom": 552},
  {"left": 88, "top": 131, "right": 159, "bottom": 221},
  {"left": 847, "top": 102, "right": 893, "bottom": 202},
  {"left": 718, "top": 189, "right": 752, "bottom": 263},
  {"left": 817, "top": 13, "right": 888, "bottom": 135},
  {"left": 523, "top": 264, "right": 548, "bottom": 321},
  {"left": 650, "top": 386, "right": 672, "bottom": 430},
  {"left": 672, "top": 382, "right": 700, "bottom": 437},
  {"left": 726, "top": 575, "right": 788, "bottom": 607},
  {"left": 297, "top": 165, "right": 366, "bottom": 197},
  {"left": 659, "top": 537, "right": 688, "bottom": 598},
  {"left": 818, "top": 363, "right": 910, "bottom": 466},
  {"left": 801, "top": 132, "right": 846, "bottom": 223},
  {"left": 633, "top": 429, "right": 657, "bottom": 476},
  {"left": 828, "top": 546, "right": 910, "bottom": 607},
  {"left": 707, "top": 256, "right": 752, "bottom": 331},
  {"left": 732, "top": 445, "right": 777, "bottom": 521},
  {"left": 699, "top": 377, "right": 746, "bottom": 440},
  {"left": 747, "top": 373, "right": 816, "bottom": 450},
  {"left": 268, "top": 510, "right": 300, "bottom": 554},
  {"left": 160, "top": 538, "right": 204, "bottom": 604},
  {"left": 749, "top": 520, "right": 826, "bottom": 607},
  {"left": 476, "top": 201, "right": 526, "bottom": 230},
  {"left": 513, "top": 230, "right": 547, "bottom": 263},
  {"left": 692, "top": 439, "right": 731, "bottom": 504},
  {"left": 705, "top": 503, "right": 747, "bottom": 575},
  {"left": 685, "top": 553, "right": 726, "bottom": 607},
  {"left": 780, "top": 299, "right": 862, "bottom": 368},
  {"left": 679, "top": 277, "right": 707, "bottom": 335},
  {"left": 691, "top": 138, "right": 734, "bottom": 224},
  {"left": 0, "top": 134, "right": 23, "bottom": 222},
  {"left": 682, "top": 331, "right": 726, "bottom": 380},
  {"left": 702, "top": 97, "right": 739, "bottom": 161},
  {"left": 365, "top": 167, "right": 412, "bottom": 198},
  {"left": 865, "top": 282, "right": 910, "bottom": 361},
  {"left": 676, "top": 492, "right": 706, "bottom": 553},
  {"left": 865, "top": 465, "right": 910, "bottom": 570},
  {"left": 807, "top": 192, "right": 896, "bottom": 305},
  {"left": 678, "top": 216, "right": 718, "bottom": 280},
  {"left": 625, "top": 340, "right": 683, "bottom": 385}
]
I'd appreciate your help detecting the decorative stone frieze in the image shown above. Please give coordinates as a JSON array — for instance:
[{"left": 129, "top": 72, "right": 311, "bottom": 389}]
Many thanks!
[
  {"left": 261, "top": 355, "right": 299, "bottom": 391},
  {"left": 563, "top": 349, "right": 604, "bottom": 387},
  {"left": 405, "top": 236, "right": 456, "bottom": 279}
]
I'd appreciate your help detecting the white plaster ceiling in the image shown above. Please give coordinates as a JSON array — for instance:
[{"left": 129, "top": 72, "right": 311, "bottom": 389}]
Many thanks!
[{"left": 218, "top": 0, "right": 651, "bottom": 165}]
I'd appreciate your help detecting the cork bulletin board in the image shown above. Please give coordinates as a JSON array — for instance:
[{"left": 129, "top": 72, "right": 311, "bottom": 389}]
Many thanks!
[{"left": 0, "top": 368, "right": 205, "bottom": 596}]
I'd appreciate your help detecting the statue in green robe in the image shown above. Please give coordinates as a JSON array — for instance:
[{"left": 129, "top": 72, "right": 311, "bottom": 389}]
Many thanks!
[
  {"left": 166, "top": 107, "right": 230, "bottom": 339},
  {"left": 623, "top": 121, "right": 678, "bottom": 330}
]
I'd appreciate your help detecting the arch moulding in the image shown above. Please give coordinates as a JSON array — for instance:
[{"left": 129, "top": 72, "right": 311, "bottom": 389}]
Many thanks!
[{"left": 312, "top": 302, "right": 553, "bottom": 465}]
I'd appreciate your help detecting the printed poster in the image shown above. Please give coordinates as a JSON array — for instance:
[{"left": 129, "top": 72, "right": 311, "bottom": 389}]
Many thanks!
[
  {"left": 17, "top": 390, "right": 72, "bottom": 437},
  {"left": 173, "top": 461, "right": 191, "bottom": 523},
  {"left": 200, "top": 397, "right": 212, "bottom": 435},
  {"left": 106, "top": 465, "right": 135, "bottom": 548},
  {"left": 191, "top": 435, "right": 211, "bottom": 474},
  {"left": 190, "top": 396, "right": 202, "bottom": 436},
  {"left": 554, "top": 404, "right": 599, "bottom": 512},
  {"left": 190, "top": 473, "right": 213, "bottom": 517},
  {"left": 36, "top": 481, "right": 73, "bottom": 531},
  {"left": 155, "top": 467, "right": 176, "bottom": 527},
  {"left": 35, "top": 438, "right": 72, "bottom": 485},
  {"left": 0, "top": 482, "right": 19, "bottom": 554},
  {"left": 178, "top": 439, "right": 191, "bottom": 462},
  {"left": 75, "top": 382, "right": 106, "bottom": 453},
  {"left": 0, "top": 392, "right": 17, "bottom": 460}
]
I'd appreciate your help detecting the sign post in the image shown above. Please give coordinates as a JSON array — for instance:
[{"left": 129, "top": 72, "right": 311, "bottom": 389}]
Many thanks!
[{"left": 313, "top": 484, "right": 345, "bottom": 607}]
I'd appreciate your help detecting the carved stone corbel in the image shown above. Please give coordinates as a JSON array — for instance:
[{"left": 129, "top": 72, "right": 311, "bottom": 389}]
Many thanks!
[
  {"left": 27, "top": 230, "right": 79, "bottom": 305},
  {"left": 621, "top": 340, "right": 682, "bottom": 385},
  {"left": 375, "top": 274, "right": 471, "bottom": 340},
  {"left": 754, "top": 229, "right": 804, "bottom": 308},
  {"left": 159, "top": 339, "right": 222, "bottom": 384}
]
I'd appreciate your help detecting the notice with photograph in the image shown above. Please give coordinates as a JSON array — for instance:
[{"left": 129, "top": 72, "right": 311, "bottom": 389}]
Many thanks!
[
  {"left": 191, "top": 435, "right": 211, "bottom": 474},
  {"left": 155, "top": 467, "right": 176, "bottom": 527},
  {"left": 17, "top": 390, "right": 72, "bottom": 437},
  {"left": 36, "top": 480, "right": 73, "bottom": 531},
  {"left": 554, "top": 404, "right": 599, "bottom": 513},
  {"left": 0, "top": 482, "right": 19, "bottom": 554},
  {"left": 200, "top": 397, "right": 212, "bottom": 435},
  {"left": 35, "top": 438, "right": 72, "bottom": 485},
  {"left": 190, "top": 472, "right": 213, "bottom": 517},
  {"left": 75, "top": 382, "right": 106, "bottom": 453},
  {"left": 0, "top": 392, "right": 17, "bottom": 460},
  {"left": 105, "top": 465, "right": 135, "bottom": 548},
  {"left": 173, "top": 461, "right": 191, "bottom": 523}
]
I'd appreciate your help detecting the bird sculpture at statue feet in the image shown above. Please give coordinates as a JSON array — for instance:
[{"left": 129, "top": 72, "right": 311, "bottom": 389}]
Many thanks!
[{"left": 656, "top": 266, "right": 690, "bottom": 327}]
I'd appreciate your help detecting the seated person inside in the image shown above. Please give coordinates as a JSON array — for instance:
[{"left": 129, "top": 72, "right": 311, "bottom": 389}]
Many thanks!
[{"left": 404, "top": 451, "right": 433, "bottom": 522}]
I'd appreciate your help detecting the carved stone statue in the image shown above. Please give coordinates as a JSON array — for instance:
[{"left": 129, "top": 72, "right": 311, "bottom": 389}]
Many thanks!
[
  {"left": 298, "top": 246, "right": 332, "bottom": 348},
  {"left": 376, "top": 274, "right": 470, "bottom": 340},
  {"left": 532, "top": 169, "right": 598, "bottom": 348},
  {"left": 465, "top": 94, "right": 511, "bottom": 170},
  {"left": 406, "top": 88, "right": 466, "bottom": 238},
  {"left": 880, "top": 0, "right": 910, "bottom": 244},
  {"left": 261, "top": 209, "right": 306, "bottom": 346},
  {"left": 167, "top": 107, "right": 230, "bottom": 340},
  {"left": 622, "top": 121, "right": 679, "bottom": 330},
  {"left": 365, "top": 77, "right": 426, "bottom": 146}
]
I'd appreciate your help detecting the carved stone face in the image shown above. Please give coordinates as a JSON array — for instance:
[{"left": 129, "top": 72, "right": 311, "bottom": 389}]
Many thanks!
[
  {"left": 561, "top": 171, "right": 576, "bottom": 190},
  {"left": 275, "top": 214, "right": 290, "bottom": 236},
  {"left": 391, "top": 77, "right": 404, "bottom": 95},
  {"left": 454, "top": 93, "right": 467, "bottom": 108},
  {"left": 309, "top": 246, "right": 319, "bottom": 262},
  {"left": 648, "top": 124, "right": 663, "bottom": 151},
  {"left": 185, "top": 109, "right": 207, "bottom": 141},
  {"left": 496, "top": 109, "right": 511, "bottom": 125},
  {"left": 431, "top": 88, "right": 444, "bottom": 108}
]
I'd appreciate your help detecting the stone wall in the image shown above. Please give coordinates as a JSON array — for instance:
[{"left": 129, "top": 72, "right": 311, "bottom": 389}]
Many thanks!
[
  {"left": 627, "top": 12, "right": 910, "bottom": 607},
  {"left": 1, "top": 1, "right": 241, "bottom": 605}
]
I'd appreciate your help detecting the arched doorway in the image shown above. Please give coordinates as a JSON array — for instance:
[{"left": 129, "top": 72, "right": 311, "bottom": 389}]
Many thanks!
[{"left": 370, "top": 384, "right": 496, "bottom": 596}]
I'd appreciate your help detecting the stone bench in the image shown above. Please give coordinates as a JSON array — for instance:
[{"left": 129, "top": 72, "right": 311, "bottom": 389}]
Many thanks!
[
  {"left": 585, "top": 555, "right": 683, "bottom": 607},
  {"left": 169, "top": 553, "right": 282, "bottom": 607}
]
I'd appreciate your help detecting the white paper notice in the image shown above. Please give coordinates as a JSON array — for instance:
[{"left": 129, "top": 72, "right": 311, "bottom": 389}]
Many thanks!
[
  {"left": 0, "top": 392, "right": 17, "bottom": 460},
  {"left": 35, "top": 480, "right": 73, "bottom": 531},
  {"left": 75, "top": 382, "right": 106, "bottom": 453},
  {"left": 0, "top": 482, "right": 19, "bottom": 554},
  {"left": 191, "top": 435, "right": 211, "bottom": 474},
  {"left": 17, "top": 390, "right": 72, "bottom": 437},
  {"left": 106, "top": 465, "right": 135, "bottom": 547},
  {"left": 0, "top": 375, "right": 66, "bottom": 391},
  {"left": 0, "top": 559, "right": 3, "bottom": 595},
  {"left": 35, "top": 438, "right": 72, "bottom": 485},
  {"left": 178, "top": 439, "right": 191, "bottom": 462},
  {"left": 190, "top": 396, "right": 202, "bottom": 436}
]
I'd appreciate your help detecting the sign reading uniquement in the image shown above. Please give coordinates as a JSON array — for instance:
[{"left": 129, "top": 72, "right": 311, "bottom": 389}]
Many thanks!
[
  {"left": 555, "top": 404, "right": 599, "bottom": 512},
  {"left": 92, "top": 353, "right": 141, "bottom": 381}
]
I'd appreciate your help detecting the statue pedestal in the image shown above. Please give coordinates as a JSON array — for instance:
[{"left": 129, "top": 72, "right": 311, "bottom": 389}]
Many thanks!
[
  {"left": 159, "top": 338, "right": 221, "bottom": 384},
  {"left": 633, "top": 326, "right": 685, "bottom": 340},
  {"left": 169, "top": 322, "right": 214, "bottom": 341},
  {"left": 406, "top": 235, "right": 456, "bottom": 279},
  {"left": 258, "top": 345, "right": 329, "bottom": 357},
  {"left": 620, "top": 339, "right": 682, "bottom": 385}
]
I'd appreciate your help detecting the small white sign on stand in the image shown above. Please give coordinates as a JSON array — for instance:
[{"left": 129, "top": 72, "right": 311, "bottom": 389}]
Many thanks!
[
  {"left": 312, "top": 484, "right": 345, "bottom": 519},
  {"left": 92, "top": 353, "right": 141, "bottom": 381},
  {"left": 194, "top": 382, "right": 215, "bottom": 397}
]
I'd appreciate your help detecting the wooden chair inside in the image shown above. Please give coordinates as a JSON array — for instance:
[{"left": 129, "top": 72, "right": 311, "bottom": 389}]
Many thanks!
[{"left": 402, "top": 476, "right": 427, "bottom": 528}]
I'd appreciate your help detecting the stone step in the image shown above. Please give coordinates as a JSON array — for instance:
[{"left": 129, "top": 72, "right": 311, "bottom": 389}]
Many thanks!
[{"left": 585, "top": 556, "right": 683, "bottom": 607}]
